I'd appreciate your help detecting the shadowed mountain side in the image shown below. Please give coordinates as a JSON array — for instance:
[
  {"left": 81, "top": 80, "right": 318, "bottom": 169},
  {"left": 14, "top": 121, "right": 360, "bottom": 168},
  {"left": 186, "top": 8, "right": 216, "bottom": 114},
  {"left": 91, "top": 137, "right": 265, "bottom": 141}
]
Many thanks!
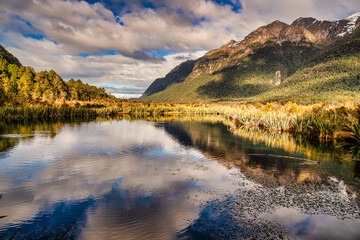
[
  {"left": 0, "top": 44, "right": 21, "bottom": 67},
  {"left": 141, "top": 60, "right": 197, "bottom": 97},
  {"left": 156, "top": 122, "right": 193, "bottom": 147}
]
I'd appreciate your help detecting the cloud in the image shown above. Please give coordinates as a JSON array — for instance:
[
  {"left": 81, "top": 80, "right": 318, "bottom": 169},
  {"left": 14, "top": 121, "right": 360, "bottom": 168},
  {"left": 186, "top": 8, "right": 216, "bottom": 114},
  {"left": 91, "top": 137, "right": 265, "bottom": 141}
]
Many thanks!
[
  {"left": 103, "top": 86, "right": 144, "bottom": 95},
  {"left": 2, "top": 0, "right": 358, "bottom": 57},
  {"left": 0, "top": 0, "right": 359, "bottom": 97},
  {"left": 2, "top": 1, "right": 359, "bottom": 53},
  {"left": 241, "top": 0, "right": 360, "bottom": 22},
  {"left": 2, "top": 31, "right": 206, "bottom": 97},
  {"left": 0, "top": 0, "right": 245, "bottom": 56}
]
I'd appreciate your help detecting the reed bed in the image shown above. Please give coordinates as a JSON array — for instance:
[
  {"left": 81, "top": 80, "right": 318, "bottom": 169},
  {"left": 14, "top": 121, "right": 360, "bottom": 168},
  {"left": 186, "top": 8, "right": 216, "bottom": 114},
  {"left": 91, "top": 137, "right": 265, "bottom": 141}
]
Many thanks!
[
  {"left": 0, "top": 106, "right": 97, "bottom": 118},
  {"left": 229, "top": 102, "right": 360, "bottom": 142},
  {"left": 1, "top": 100, "right": 359, "bottom": 143}
]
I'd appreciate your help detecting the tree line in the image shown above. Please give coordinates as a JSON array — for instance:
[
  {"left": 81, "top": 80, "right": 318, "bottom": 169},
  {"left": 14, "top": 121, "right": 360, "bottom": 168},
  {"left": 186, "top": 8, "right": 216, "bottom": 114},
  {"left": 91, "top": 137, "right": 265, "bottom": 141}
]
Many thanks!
[{"left": 0, "top": 58, "right": 117, "bottom": 106}]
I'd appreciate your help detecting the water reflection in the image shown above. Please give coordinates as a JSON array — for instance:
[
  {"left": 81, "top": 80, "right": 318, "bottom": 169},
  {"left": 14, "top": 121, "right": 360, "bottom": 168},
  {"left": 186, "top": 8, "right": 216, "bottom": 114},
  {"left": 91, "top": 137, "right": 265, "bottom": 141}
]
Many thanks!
[
  {"left": 166, "top": 119, "right": 360, "bottom": 189},
  {"left": 162, "top": 120, "right": 360, "bottom": 239},
  {"left": 0, "top": 117, "right": 359, "bottom": 239},
  {"left": 0, "top": 118, "right": 243, "bottom": 239}
]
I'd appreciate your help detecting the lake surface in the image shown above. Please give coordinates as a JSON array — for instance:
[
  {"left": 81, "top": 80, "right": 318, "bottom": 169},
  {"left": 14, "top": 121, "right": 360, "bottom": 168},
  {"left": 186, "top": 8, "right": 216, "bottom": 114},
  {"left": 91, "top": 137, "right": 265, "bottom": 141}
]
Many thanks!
[{"left": 0, "top": 116, "right": 360, "bottom": 239}]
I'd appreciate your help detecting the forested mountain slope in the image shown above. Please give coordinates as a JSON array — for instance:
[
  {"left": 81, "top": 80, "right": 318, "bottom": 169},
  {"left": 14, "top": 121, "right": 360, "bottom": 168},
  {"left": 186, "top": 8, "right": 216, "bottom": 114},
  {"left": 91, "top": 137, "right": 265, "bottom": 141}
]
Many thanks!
[
  {"left": 0, "top": 45, "right": 116, "bottom": 106},
  {"left": 139, "top": 13, "right": 360, "bottom": 103}
]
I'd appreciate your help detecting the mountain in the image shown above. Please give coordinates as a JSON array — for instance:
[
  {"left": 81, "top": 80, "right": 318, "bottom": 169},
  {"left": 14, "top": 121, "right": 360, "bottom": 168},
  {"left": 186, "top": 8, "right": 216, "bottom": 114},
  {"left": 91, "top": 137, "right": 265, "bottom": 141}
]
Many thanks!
[
  {"left": 142, "top": 59, "right": 196, "bottom": 97},
  {"left": 0, "top": 44, "right": 116, "bottom": 106},
  {"left": 0, "top": 45, "right": 22, "bottom": 67},
  {"left": 139, "top": 13, "right": 360, "bottom": 103}
]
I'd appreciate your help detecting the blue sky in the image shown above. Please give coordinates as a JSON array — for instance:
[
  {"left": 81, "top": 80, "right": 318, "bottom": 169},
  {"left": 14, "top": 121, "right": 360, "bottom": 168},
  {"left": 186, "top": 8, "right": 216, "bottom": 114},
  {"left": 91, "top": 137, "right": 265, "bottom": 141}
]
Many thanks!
[
  {"left": 84, "top": 0, "right": 243, "bottom": 16},
  {"left": 0, "top": 0, "right": 359, "bottom": 98}
]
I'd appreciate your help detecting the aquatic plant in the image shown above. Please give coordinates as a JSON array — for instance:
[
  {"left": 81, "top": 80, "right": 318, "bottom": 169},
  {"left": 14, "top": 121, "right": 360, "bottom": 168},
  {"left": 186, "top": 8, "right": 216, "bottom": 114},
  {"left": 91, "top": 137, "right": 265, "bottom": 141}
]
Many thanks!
[
  {"left": 1, "top": 101, "right": 359, "bottom": 144},
  {"left": 346, "top": 123, "right": 360, "bottom": 142}
]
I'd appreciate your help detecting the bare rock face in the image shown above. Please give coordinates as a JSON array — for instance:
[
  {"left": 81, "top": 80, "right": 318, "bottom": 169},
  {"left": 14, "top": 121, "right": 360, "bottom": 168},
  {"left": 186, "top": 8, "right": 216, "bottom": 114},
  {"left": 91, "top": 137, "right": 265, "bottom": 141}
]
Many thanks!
[
  {"left": 205, "top": 21, "right": 289, "bottom": 58},
  {"left": 270, "top": 71, "right": 281, "bottom": 86},
  {"left": 218, "top": 13, "right": 360, "bottom": 55},
  {"left": 190, "top": 13, "right": 360, "bottom": 77},
  {"left": 275, "top": 71, "right": 281, "bottom": 86},
  {"left": 243, "top": 20, "right": 288, "bottom": 45},
  {"left": 288, "top": 17, "right": 350, "bottom": 42},
  {"left": 356, "top": 19, "right": 360, "bottom": 30},
  {"left": 355, "top": 14, "right": 360, "bottom": 30}
]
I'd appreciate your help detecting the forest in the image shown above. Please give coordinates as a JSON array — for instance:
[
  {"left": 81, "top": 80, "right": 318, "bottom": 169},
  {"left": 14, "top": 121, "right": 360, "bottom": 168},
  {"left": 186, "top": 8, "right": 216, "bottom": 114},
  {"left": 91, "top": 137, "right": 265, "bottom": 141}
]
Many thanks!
[{"left": 0, "top": 45, "right": 117, "bottom": 107}]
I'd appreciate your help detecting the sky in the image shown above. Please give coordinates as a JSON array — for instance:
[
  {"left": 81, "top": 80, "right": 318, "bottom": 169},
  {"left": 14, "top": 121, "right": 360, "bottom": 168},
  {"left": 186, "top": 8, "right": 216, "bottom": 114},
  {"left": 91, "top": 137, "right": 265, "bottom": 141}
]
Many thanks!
[{"left": 0, "top": 0, "right": 359, "bottom": 98}]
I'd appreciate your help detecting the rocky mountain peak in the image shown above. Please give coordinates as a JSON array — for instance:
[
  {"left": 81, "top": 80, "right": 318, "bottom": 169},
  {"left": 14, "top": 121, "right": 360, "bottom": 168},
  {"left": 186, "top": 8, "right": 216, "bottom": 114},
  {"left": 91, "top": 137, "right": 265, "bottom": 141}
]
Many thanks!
[
  {"left": 140, "top": 12, "right": 360, "bottom": 101},
  {"left": 265, "top": 20, "right": 289, "bottom": 31},
  {"left": 205, "top": 39, "right": 238, "bottom": 57},
  {"left": 243, "top": 20, "right": 288, "bottom": 43},
  {"left": 191, "top": 13, "right": 360, "bottom": 78},
  {"left": 204, "top": 13, "right": 360, "bottom": 61},
  {"left": 291, "top": 17, "right": 317, "bottom": 26},
  {"left": 340, "top": 12, "right": 360, "bottom": 35},
  {"left": 225, "top": 39, "right": 237, "bottom": 47}
]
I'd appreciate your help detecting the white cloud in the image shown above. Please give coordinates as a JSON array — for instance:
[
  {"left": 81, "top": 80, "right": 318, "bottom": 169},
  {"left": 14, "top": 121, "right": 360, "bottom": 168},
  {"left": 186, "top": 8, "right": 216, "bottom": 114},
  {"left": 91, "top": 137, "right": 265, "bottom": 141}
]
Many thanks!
[
  {"left": 0, "top": 0, "right": 243, "bottom": 55},
  {"left": 241, "top": 0, "right": 360, "bottom": 23},
  {"left": 0, "top": 0, "right": 359, "bottom": 97},
  {"left": 3, "top": 31, "right": 206, "bottom": 97}
]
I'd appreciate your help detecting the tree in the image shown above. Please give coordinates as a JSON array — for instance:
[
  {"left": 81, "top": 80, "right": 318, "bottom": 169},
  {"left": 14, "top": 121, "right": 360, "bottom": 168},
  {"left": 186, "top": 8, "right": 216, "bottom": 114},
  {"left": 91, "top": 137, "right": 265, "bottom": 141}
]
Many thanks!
[{"left": 18, "top": 66, "right": 35, "bottom": 100}]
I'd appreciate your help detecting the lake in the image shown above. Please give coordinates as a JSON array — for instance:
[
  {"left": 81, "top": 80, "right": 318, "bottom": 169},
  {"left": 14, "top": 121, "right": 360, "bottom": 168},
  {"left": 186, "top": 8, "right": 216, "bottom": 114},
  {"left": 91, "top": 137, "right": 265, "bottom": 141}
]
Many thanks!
[{"left": 0, "top": 116, "right": 360, "bottom": 239}]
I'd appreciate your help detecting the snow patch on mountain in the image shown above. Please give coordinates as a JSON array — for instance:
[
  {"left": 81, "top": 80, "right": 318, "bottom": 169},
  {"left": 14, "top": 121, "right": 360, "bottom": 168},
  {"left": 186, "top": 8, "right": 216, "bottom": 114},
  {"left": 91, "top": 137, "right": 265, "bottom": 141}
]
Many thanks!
[
  {"left": 346, "top": 12, "right": 360, "bottom": 22},
  {"left": 338, "top": 12, "right": 360, "bottom": 37}
]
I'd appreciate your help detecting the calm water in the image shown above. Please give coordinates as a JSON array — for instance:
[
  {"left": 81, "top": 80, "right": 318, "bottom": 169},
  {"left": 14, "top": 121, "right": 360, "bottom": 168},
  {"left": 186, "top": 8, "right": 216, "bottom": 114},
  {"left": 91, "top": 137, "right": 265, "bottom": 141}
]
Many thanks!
[{"left": 0, "top": 117, "right": 359, "bottom": 239}]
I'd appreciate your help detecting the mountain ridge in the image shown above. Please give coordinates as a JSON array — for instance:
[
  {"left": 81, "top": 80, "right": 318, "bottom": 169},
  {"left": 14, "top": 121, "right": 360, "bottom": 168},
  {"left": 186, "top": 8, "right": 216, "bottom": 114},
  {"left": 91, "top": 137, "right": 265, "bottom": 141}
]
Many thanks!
[
  {"left": 139, "top": 12, "right": 360, "bottom": 103},
  {"left": 142, "top": 59, "right": 197, "bottom": 97},
  {"left": 0, "top": 45, "right": 22, "bottom": 67}
]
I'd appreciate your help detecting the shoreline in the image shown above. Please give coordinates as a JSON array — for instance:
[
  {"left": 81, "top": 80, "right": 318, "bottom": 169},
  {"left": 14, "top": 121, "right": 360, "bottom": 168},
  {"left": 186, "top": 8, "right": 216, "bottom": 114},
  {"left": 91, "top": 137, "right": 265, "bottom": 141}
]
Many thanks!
[{"left": 0, "top": 101, "right": 359, "bottom": 144}]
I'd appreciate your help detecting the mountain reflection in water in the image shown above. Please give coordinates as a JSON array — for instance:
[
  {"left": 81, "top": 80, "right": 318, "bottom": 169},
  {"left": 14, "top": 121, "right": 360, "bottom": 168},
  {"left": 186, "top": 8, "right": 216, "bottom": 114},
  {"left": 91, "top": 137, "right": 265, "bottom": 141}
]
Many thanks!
[{"left": 0, "top": 116, "right": 359, "bottom": 240}]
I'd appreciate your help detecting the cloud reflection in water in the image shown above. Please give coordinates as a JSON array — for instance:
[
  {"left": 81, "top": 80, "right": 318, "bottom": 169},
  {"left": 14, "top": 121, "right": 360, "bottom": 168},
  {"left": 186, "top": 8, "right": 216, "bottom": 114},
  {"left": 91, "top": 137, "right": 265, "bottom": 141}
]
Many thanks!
[
  {"left": 0, "top": 119, "right": 359, "bottom": 239},
  {"left": 0, "top": 120, "right": 244, "bottom": 239}
]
